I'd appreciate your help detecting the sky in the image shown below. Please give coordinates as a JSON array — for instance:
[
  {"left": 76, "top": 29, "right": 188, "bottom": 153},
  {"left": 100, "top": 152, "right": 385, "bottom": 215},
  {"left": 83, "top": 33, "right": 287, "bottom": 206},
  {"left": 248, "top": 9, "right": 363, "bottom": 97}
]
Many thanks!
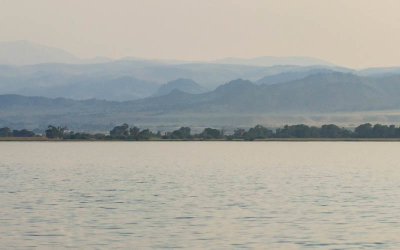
[{"left": 1, "top": 0, "right": 400, "bottom": 68}]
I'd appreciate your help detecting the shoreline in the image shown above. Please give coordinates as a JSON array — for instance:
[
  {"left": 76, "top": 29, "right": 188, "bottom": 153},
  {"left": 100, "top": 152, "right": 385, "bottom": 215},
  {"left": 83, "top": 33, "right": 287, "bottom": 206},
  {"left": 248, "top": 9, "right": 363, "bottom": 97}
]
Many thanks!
[{"left": 2, "top": 137, "right": 400, "bottom": 142}]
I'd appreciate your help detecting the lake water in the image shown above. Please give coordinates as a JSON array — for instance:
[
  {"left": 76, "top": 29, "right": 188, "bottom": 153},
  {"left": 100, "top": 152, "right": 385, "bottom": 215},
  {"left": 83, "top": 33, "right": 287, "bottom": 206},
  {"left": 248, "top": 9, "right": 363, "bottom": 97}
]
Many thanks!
[{"left": 1, "top": 142, "right": 400, "bottom": 249}]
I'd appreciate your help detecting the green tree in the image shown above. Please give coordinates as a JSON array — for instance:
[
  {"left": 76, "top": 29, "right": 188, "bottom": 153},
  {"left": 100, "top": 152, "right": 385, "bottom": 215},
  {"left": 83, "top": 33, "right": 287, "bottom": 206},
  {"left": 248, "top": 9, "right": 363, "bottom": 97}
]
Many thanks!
[
  {"left": 137, "top": 129, "right": 152, "bottom": 140},
  {"left": 320, "top": 124, "right": 342, "bottom": 138},
  {"left": 12, "top": 129, "right": 35, "bottom": 137},
  {"left": 355, "top": 123, "right": 373, "bottom": 138},
  {"left": 45, "top": 125, "right": 67, "bottom": 138},
  {"left": 245, "top": 125, "right": 273, "bottom": 140},
  {"left": 233, "top": 128, "right": 246, "bottom": 138},
  {"left": 0, "top": 127, "right": 12, "bottom": 137},
  {"left": 129, "top": 126, "right": 140, "bottom": 138},
  {"left": 275, "top": 124, "right": 319, "bottom": 138},
  {"left": 199, "top": 128, "right": 222, "bottom": 139},
  {"left": 372, "top": 124, "right": 390, "bottom": 138},
  {"left": 110, "top": 123, "right": 129, "bottom": 137},
  {"left": 170, "top": 127, "right": 191, "bottom": 139}
]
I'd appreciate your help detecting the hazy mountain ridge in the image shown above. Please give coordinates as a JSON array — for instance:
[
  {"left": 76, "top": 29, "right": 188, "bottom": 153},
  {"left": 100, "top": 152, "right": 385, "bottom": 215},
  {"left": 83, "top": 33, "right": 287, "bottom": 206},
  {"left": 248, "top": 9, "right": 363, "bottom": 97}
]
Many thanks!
[
  {"left": 0, "top": 40, "right": 366, "bottom": 101},
  {"left": 0, "top": 41, "right": 336, "bottom": 67},
  {"left": 0, "top": 41, "right": 80, "bottom": 65},
  {"left": 0, "top": 59, "right": 346, "bottom": 99},
  {"left": 19, "top": 76, "right": 160, "bottom": 101},
  {"left": 3, "top": 72, "right": 400, "bottom": 130},
  {"left": 0, "top": 40, "right": 112, "bottom": 65},
  {"left": 256, "top": 68, "right": 336, "bottom": 85},
  {"left": 4, "top": 41, "right": 400, "bottom": 130},
  {"left": 153, "top": 79, "right": 207, "bottom": 96},
  {"left": 214, "top": 56, "right": 335, "bottom": 67},
  {"left": 129, "top": 73, "right": 393, "bottom": 113}
]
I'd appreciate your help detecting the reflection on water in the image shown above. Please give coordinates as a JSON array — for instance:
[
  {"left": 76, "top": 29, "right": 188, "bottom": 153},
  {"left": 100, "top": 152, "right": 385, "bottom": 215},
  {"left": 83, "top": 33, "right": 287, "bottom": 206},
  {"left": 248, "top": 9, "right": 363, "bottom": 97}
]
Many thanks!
[{"left": 1, "top": 142, "right": 400, "bottom": 249}]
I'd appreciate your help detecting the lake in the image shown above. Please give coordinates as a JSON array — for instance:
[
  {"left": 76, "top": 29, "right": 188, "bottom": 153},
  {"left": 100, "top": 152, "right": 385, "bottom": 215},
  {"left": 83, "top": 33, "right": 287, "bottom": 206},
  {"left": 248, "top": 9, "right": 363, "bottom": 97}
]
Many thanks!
[{"left": 1, "top": 142, "right": 400, "bottom": 249}]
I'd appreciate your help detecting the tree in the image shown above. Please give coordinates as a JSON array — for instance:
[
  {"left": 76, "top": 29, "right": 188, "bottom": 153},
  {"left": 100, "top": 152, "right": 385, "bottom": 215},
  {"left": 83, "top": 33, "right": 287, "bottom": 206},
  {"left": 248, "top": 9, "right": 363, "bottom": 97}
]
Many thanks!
[
  {"left": 245, "top": 125, "right": 273, "bottom": 140},
  {"left": 94, "top": 133, "right": 106, "bottom": 140},
  {"left": 320, "top": 124, "right": 342, "bottom": 138},
  {"left": 331, "top": 124, "right": 352, "bottom": 137},
  {"left": 372, "top": 124, "right": 390, "bottom": 138},
  {"left": 63, "top": 131, "right": 92, "bottom": 140},
  {"left": 355, "top": 123, "right": 373, "bottom": 138},
  {"left": 199, "top": 128, "right": 222, "bottom": 139},
  {"left": 233, "top": 128, "right": 246, "bottom": 138},
  {"left": 275, "top": 124, "right": 319, "bottom": 138},
  {"left": 129, "top": 126, "right": 140, "bottom": 138},
  {"left": 0, "top": 127, "right": 12, "bottom": 137},
  {"left": 291, "top": 124, "right": 317, "bottom": 138},
  {"left": 275, "top": 125, "right": 291, "bottom": 138},
  {"left": 110, "top": 123, "right": 129, "bottom": 137},
  {"left": 45, "top": 125, "right": 67, "bottom": 138},
  {"left": 170, "top": 127, "right": 191, "bottom": 139},
  {"left": 137, "top": 129, "right": 152, "bottom": 140},
  {"left": 12, "top": 129, "right": 35, "bottom": 137}
]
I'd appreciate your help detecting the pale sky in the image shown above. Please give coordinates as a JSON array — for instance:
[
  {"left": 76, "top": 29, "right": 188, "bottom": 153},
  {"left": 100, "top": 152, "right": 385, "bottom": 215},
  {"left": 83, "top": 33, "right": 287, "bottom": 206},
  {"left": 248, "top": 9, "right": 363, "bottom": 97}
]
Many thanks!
[{"left": 1, "top": 0, "right": 400, "bottom": 68}]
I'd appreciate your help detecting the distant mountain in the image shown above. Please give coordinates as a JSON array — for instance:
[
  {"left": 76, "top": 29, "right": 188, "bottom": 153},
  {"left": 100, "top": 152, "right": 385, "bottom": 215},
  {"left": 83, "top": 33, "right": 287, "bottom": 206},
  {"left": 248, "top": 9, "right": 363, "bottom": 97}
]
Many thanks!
[
  {"left": 3, "top": 72, "right": 400, "bottom": 130},
  {"left": 153, "top": 78, "right": 207, "bottom": 96},
  {"left": 16, "top": 76, "right": 160, "bottom": 101},
  {"left": 0, "top": 60, "right": 341, "bottom": 97},
  {"left": 0, "top": 40, "right": 114, "bottom": 65},
  {"left": 0, "top": 41, "right": 354, "bottom": 94},
  {"left": 0, "top": 40, "right": 81, "bottom": 65},
  {"left": 357, "top": 67, "right": 400, "bottom": 77},
  {"left": 214, "top": 56, "right": 335, "bottom": 67},
  {"left": 132, "top": 73, "right": 390, "bottom": 113},
  {"left": 256, "top": 68, "right": 335, "bottom": 85},
  {"left": 0, "top": 41, "right": 333, "bottom": 67}
]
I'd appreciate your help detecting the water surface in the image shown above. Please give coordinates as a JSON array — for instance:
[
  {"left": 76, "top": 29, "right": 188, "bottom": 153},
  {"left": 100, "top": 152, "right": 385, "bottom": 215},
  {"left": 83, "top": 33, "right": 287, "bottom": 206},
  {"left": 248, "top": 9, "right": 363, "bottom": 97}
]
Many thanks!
[{"left": 1, "top": 142, "right": 400, "bottom": 249}]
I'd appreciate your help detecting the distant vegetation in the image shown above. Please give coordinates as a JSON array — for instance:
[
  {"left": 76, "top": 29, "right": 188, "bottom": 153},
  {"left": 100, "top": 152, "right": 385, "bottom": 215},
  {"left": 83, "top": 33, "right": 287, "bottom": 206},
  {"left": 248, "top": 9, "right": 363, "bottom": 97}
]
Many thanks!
[
  {"left": 3, "top": 123, "right": 400, "bottom": 140},
  {"left": 0, "top": 127, "right": 35, "bottom": 137},
  {"left": 152, "top": 78, "right": 207, "bottom": 96}
]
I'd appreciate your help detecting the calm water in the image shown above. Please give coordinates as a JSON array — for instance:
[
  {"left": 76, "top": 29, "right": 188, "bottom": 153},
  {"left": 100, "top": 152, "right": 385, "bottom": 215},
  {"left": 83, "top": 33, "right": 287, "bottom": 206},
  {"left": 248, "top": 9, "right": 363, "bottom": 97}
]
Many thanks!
[{"left": 1, "top": 142, "right": 400, "bottom": 249}]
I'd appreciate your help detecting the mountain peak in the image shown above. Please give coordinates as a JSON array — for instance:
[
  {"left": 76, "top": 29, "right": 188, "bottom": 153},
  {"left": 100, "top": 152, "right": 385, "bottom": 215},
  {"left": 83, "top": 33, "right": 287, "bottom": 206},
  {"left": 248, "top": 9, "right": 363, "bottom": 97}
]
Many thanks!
[
  {"left": 153, "top": 78, "right": 207, "bottom": 96},
  {"left": 216, "top": 79, "right": 256, "bottom": 91},
  {"left": 0, "top": 40, "right": 79, "bottom": 65}
]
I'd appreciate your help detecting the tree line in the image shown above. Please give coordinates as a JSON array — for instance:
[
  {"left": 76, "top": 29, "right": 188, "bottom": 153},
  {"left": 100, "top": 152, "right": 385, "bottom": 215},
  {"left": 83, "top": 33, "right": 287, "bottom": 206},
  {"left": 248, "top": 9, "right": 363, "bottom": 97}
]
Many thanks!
[
  {"left": 0, "top": 127, "right": 35, "bottom": 137},
  {"left": 2, "top": 123, "right": 400, "bottom": 140}
]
